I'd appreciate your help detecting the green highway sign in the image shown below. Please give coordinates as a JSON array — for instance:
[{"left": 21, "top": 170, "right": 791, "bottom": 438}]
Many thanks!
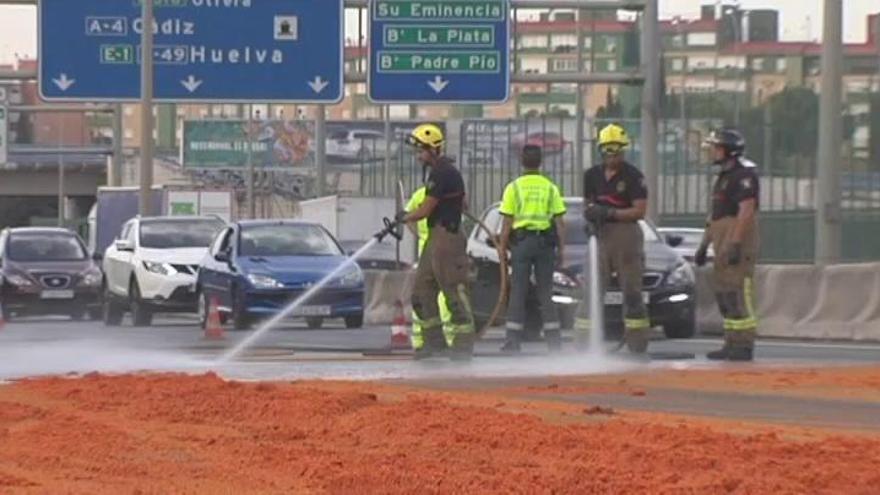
[
  {"left": 369, "top": 0, "right": 510, "bottom": 103},
  {"left": 376, "top": 51, "right": 500, "bottom": 73},
  {"left": 384, "top": 25, "right": 495, "bottom": 47}
]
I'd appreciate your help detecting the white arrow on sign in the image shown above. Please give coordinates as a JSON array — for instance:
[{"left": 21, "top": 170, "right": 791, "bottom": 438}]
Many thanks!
[
  {"left": 181, "top": 75, "right": 203, "bottom": 93},
  {"left": 427, "top": 75, "right": 449, "bottom": 94},
  {"left": 52, "top": 74, "right": 76, "bottom": 92},
  {"left": 308, "top": 76, "right": 329, "bottom": 94}
]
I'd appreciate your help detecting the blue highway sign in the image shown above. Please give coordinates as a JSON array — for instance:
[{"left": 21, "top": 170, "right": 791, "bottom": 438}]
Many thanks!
[
  {"left": 368, "top": 0, "right": 510, "bottom": 103},
  {"left": 39, "top": 0, "right": 343, "bottom": 102}
]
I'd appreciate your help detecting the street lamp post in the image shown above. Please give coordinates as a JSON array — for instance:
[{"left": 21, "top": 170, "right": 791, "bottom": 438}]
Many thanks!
[
  {"left": 672, "top": 17, "right": 688, "bottom": 168},
  {"left": 724, "top": 6, "right": 748, "bottom": 127},
  {"left": 47, "top": 121, "right": 65, "bottom": 227}
]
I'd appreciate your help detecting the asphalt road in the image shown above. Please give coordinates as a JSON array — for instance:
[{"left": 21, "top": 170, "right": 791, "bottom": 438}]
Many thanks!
[{"left": 1, "top": 315, "right": 878, "bottom": 382}]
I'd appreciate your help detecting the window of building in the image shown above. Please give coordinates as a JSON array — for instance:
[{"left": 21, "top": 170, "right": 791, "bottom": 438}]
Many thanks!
[
  {"left": 550, "top": 34, "right": 577, "bottom": 53},
  {"left": 687, "top": 32, "right": 716, "bottom": 47},
  {"left": 519, "top": 58, "right": 547, "bottom": 74},
  {"left": 582, "top": 36, "right": 592, "bottom": 49},
  {"left": 671, "top": 58, "right": 685, "bottom": 72},
  {"left": 124, "top": 106, "right": 134, "bottom": 117},
  {"left": 124, "top": 128, "right": 133, "bottom": 140},
  {"left": 751, "top": 57, "right": 766, "bottom": 71},
  {"left": 670, "top": 34, "right": 685, "bottom": 49},
  {"left": 606, "top": 59, "right": 617, "bottom": 72},
  {"left": 520, "top": 35, "right": 548, "bottom": 49},
  {"left": 551, "top": 58, "right": 578, "bottom": 72},
  {"left": 600, "top": 35, "right": 618, "bottom": 53},
  {"left": 776, "top": 58, "right": 787, "bottom": 73}
]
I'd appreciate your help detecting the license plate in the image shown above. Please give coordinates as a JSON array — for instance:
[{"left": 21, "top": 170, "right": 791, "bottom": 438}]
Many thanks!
[
  {"left": 293, "top": 305, "right": 331, "bottom": 316},
  {"left": 603, "top": 292, "right": 650, "bottom": 305},
  {"left": 41, "top": 290, "right": 75, "bottom": 300}
]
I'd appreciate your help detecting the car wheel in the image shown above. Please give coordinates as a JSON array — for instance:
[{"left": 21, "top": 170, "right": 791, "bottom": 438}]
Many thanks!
[
  {"left": 344, "top": 315, "right": 363, "bottom": 329},
  {"left": 103, "top": 288, "right": 124, "bottom": 327},
  {"left": 129, "top": 279, "right": 153, "bottom": 327},
  {"left": 663, "top": 311, "right": 696, "bottom": 339},
  {"left": 0, "top": 300, "right": 12, "bottom": 322},
  {"left": 197, "top": 291, "right": 209, "bottom": 329},
  {"left": 558, "top": 304, "right": 576, "bottom": 330},
  {"left": 306, "top": 317, "right": 324, "bottom": 330},
  {"left": 88, "top": 308, "right": 102, "bottom": 321},
  {"left": 70, "top": 309, "right": 86, "bottom": 321},
  {"left": 231, "top": 291, "right": 250, "bottom": 331}
]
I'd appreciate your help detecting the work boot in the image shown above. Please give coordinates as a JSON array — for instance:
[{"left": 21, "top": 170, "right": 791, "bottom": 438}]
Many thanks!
[
  {"left": 545, "top": 329, "right": 562, "bottom": 353},
  {"left": 500, "top": 330, "right": 522, "bottom": 355},
  {"left": 414, "top": 328, "right": 448, "bottom": 360},
  {"left": 450, "top": 333, "right": 475, "bottom": 362},
  {"left": 706, "top": 344, "right": 730, "bottom": 361},
  {"left": 727, "top": 346, "right": 754, "bottom": 361},
  {"left": 625, "top": 329, "right": 649, "bottom": 354},
  {"left": 707, "top": 331, "right": 735, "bottom": 361}
]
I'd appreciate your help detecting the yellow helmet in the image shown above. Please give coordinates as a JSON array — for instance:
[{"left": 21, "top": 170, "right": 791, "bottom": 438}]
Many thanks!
[
  {"left": 406, "top": 123, "right": 444, "bottom": 150},
  {"left": 598, "top": 124, "right": 630, "bottom": 153}
]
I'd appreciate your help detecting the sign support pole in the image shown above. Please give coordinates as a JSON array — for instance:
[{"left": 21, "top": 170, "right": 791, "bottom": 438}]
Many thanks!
[
  {"left": 139, "top": 0, "right": 155, "bottom": 216},
  {"left": 316, "top": 105, "right": 327, "bottom": 197},
  {"left": 247, "top": 104, "right": 255, "bottom": 218}
]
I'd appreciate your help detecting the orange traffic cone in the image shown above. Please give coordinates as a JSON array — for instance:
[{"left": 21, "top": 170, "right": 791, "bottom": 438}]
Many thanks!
[
  {"left": 204, "top": 296, "right": 225, "bottom": 340},
  {"left": 390, "top": 300, "right": 411, "bottom": 350}
]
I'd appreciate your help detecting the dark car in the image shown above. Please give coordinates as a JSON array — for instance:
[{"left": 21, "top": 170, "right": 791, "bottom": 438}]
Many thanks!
[
  {"left": 0, "top": 227, "right": 103, "bottom": 320},
  {"left": 197, "top": 220, "right": 365, "bottom": 330},
  {"left": 467, "top": 198, "right": 697, "bottom": 339}
]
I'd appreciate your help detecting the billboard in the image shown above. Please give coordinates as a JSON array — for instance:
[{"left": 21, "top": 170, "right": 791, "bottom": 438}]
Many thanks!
[{"left": 182, "top": 119, "right": 315, "bottom": 170}]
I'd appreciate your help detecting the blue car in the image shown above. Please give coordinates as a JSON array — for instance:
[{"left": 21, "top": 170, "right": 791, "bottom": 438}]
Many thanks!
[{"left": 196, "top": 220, "right": 365, "bottom": 330}]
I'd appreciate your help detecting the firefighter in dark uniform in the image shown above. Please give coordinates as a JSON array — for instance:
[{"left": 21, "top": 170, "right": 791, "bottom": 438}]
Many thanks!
[
  {"left": 575, "top": 124, "right": 651, "bottom": 354},
  {"left": 498, "top": 145, "right": 567, "bottom": 354},
  {"left": 399, "top": 123, "right": 476, "bottom": 361},
  {"left": 696, "top": 129, "right": 760, "bottom": 361}
]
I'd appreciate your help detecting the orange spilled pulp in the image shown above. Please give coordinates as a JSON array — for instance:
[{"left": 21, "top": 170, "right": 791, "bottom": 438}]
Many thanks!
[{"left": 1, "top": 369, "right": 879, "bottom": 494}]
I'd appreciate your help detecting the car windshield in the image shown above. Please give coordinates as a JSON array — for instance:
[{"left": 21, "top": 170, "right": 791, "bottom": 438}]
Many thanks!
[
  {"left": 673, "top": 231, "right": 705, "bottom": 248},
  {"left": 240, "top": 224, "right": 343, "bottom": 257},
  {"left": 7, "top": 233, "right": 87, "bottom": 261},
  {"left": 563, "top": 216, "right": 660, "bottom": 244},
  {"left": 140, "top": 220, "right": 224, "bottom": 249}
]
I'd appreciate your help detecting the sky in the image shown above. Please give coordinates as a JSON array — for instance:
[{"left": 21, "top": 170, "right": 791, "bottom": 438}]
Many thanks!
[{"left": 1, "top": 1, "right": 878, "bottom": 65}]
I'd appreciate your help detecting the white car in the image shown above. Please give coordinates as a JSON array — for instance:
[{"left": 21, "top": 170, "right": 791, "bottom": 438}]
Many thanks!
[
  {"left": 326, "top": 129, "right": 396, "bottom": 161},
  {"left": 102, "top": 216, "right": 226, "bottom": 326}
]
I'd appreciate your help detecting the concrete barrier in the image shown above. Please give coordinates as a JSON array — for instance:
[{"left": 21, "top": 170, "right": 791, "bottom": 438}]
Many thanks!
[{"left": 365, "top": 264, "right": 880, "bottom": 342}]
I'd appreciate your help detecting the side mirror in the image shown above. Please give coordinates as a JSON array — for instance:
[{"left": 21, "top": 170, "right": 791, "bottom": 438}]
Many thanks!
[
  {"left": 214, "top": 250, "right": 230, "bottom": 263},
  {"left": 666, "top": 235, "right": 684, "bottom": 248},
  {"left": 114, "top": 239, "right": 134, "bottom": 252},
  {"left": 486, "top": 238, "right": 496, "bottom": 248},
  {"left": 92, "top": 252, "right": 103, "bottom": 262}
]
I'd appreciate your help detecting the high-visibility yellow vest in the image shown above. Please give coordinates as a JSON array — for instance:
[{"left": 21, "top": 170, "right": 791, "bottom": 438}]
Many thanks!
[
  {"left": 405, "top": 186, "right": 430, "bottom": 255},
  {"left": 499, "top": 172, "right": 566, "bottom": 230}
]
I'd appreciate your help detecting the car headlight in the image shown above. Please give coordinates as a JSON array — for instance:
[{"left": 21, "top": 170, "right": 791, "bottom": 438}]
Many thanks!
[
  {"left": 247, "top": 273, "right": 284, "bottom": 289},
  {"left": 79, "top": 268, "right": 103, "bottom": 287},
  {"left": 142, "top": 261, "right": 175, "bottom": 276},
  {"left": 336, "top": 269, "right": 364, "bottom": 288},
  {"left": 553, "top": 271, "right": 578, "bottom": 288},
  {"left": 5, "top": 273, "right": 34, "bottom": 287},
  {"left": 666, "top": 262, "right": 695, "bottom": 286}
]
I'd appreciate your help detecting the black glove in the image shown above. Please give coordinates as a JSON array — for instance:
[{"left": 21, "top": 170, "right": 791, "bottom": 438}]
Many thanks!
[
  {"left": 394, "top": 210, "right": 407, "bottom": 224},
  {"left": 583, "top": 203, "right": 614, "bottom": 223},
  {"left": 727, "top": 242, "right": 742, "bottom": 266},
  {"left": 694, "top": 244, "right": 709, "bottom": 267}
]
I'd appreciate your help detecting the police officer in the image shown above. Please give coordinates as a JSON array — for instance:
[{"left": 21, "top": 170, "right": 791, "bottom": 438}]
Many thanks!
[
  {"left": 405, "top": 185, "right": 454, "bottom": 351},
  {"left": 576, "top": 124, "right": 651, "bottom": 354},
  {"left": 696, "top": 129, "right": 760, "bottom": 361},
  {"left": 398, "top": 124, "right": 476, "bottom": 361},
  {"left": 498, "top": 145, "right": 567, "bottom": 354}
]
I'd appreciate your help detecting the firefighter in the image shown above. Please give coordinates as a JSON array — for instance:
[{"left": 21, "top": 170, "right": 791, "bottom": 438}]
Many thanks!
[
  {"left": 405, "top": 185, "right": 454, "bottom": 351},
  {"left": 398, "top": 123, "right": 475, "bottom": 361},
  {"left": 696, "top": 129, "right": 760, "bottom": 361},
  {"left": 575, "top": 124, "right": 650, "bottom": 354},
  {"left": 498, "top": 145, "right": 567, "bottom": 354}
]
